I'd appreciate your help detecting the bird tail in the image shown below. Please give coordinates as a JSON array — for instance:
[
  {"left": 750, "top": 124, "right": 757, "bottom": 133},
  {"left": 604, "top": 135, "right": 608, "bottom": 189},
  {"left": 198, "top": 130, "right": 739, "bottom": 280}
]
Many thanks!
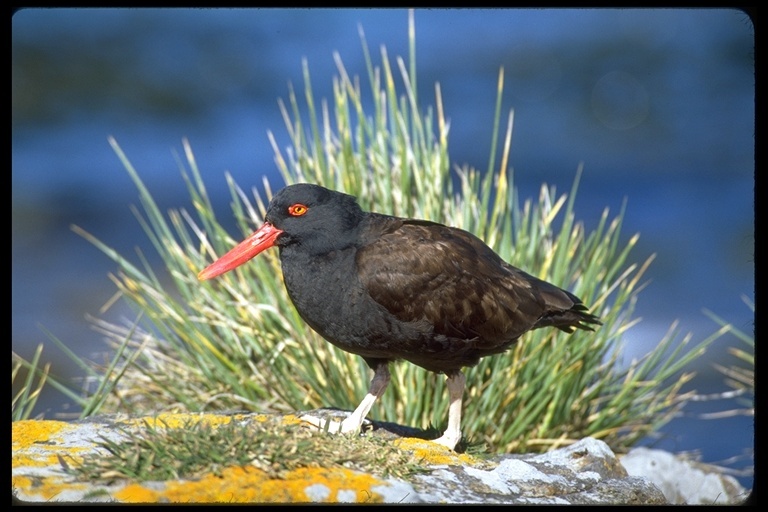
[{"left": 536, "top": 303, "right": 602, "bottom": 333}]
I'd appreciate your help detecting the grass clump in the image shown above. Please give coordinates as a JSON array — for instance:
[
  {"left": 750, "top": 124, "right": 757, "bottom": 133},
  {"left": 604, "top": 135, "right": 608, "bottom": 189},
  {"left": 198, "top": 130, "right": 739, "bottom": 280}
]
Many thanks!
[
  {"left": 12, "top": 344, "right": 50, "bottom": 421},
  {"left": 72, "top": 416, "right": 426, "bottom": 483},
  {"left": 707, "top": 295, "right": 754, "bottom": 415},
  {"left": 14, "top": 11, "right": 746, "bottom": 467}
]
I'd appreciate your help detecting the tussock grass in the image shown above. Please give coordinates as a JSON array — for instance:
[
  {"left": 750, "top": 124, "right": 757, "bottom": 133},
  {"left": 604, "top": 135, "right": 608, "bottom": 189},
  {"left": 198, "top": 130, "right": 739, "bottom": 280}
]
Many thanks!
[{"left": 71, "top": 416, "right": 426, "bottom": 483}]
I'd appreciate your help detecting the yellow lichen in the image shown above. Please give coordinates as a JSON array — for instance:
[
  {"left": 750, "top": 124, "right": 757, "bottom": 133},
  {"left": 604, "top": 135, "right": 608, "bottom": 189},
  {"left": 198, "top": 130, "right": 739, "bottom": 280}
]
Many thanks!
[
  {"left": 112, "top": 412, "right": 306, "bottom": 442},
  {"left": 113, "top": 465, "right": 389, "bottom": 503},
  {"left": 11, "top": 475, "right": 32, "bottom": 492},
  {"left": 394, "top": 437, "right": 479, "bottom": 466},
  {"left": 12, "top": 453, "right": 60, "bottom": 468},
  {"left": 12, "top": 420, "right": 71, "bottom": 449},
  {"left": 113, "top": 482, "right": 161, "bottom": 503},
  {"left": 13, "top": 474, "right": 91, "bottom": 502},
  {"left": 117, "top": 412, "right": 254, "bottom": 430},
  {"left": 34, "top": 479, "right": 91, "bottom": 502},
  {"left": 280, "top": 414, "right": 305, "bottom": 426}
]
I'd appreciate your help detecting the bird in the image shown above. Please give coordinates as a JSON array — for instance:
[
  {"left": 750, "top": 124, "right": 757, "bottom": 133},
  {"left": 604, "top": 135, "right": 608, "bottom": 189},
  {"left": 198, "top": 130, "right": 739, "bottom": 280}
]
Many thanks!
[{"left": 198, "top": 183, "right": 601, "bottom": 450}]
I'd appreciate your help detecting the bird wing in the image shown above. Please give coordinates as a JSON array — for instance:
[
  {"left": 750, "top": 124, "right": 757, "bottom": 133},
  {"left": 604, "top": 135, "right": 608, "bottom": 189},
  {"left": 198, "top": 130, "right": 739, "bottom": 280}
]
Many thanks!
[{"left": 355, "top": 217, "right": 563, "bottom": 345}]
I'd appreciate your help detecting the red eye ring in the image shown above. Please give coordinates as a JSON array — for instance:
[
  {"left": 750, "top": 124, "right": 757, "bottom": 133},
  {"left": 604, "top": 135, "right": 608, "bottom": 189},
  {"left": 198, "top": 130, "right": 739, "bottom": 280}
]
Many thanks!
[{"left": 288, "top": 203, "right": 308, "bottom": 216}]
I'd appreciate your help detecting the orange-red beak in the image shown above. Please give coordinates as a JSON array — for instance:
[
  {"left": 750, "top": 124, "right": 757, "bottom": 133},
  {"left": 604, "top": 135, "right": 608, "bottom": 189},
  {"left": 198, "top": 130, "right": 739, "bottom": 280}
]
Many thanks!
[{"left": 197, "top": 222, "right": 283, "bottom": 280}]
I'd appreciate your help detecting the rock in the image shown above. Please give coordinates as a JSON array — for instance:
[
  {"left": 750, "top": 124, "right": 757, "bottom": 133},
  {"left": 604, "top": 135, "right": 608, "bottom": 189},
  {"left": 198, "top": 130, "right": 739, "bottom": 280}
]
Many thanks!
[
  {"left": 407, "top": 437, "right": 664, "bottom": 504},
  {"left": 9, "top": 410, "right": 740, "bottom": 504},
  {"left": 621, "top": 446, "right": 750, "bottom": 504}
]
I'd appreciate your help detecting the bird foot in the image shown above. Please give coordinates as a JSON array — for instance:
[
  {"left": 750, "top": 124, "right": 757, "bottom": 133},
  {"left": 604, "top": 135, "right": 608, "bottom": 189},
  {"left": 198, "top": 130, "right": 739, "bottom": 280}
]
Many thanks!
[
  {"left": 298, "top": 410, "right": 370, "bottom": 435},
  {"left": 431, "top": 429, "right": 462, "bottom": 451}
]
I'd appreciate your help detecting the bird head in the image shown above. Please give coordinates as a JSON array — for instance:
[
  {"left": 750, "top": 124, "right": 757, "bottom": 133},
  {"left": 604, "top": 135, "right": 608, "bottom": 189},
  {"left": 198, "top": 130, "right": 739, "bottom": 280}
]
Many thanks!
[{"left": 198, "top": 183, "right": 363, "bottom": 280}]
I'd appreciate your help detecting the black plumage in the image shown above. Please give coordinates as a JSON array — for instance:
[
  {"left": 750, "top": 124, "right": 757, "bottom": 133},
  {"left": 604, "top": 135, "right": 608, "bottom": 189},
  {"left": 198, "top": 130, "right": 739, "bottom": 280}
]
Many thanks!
[{"left": 199, "top": 183, "right": 600, "bottom": 449}]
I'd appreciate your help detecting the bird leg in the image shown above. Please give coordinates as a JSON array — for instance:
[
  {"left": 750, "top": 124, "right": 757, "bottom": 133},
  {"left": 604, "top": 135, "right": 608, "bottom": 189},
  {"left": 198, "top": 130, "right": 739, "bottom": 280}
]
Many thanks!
[
  {"left": 299, "top": 363, "right": 390, "bottom": 436},
  {"left": 432, "top": 370, "right": 466, "bottom": 450},
  {"left": 339, "top": 363, "right": 390, "bottom": 434}
]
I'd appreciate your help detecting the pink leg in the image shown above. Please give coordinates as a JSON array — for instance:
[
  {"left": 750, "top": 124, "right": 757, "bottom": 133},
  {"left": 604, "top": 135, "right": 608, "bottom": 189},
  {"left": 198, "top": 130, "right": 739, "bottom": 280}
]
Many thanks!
[
  {"left": 339, "top": 364, "right": 390, "bottom": 433},
  {"left": 300, "top": 363, "right": 390, "bottom": 435},
  {"left": 432, "top": 371, "right": 465, "bottom": 450}
]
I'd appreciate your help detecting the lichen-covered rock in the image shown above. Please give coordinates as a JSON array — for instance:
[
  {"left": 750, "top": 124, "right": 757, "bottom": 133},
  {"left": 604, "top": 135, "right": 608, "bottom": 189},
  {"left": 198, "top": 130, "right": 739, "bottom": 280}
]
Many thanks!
[
  {"left": 11, "top": 412, "right": 419, "bottom": 504},
  {"left": 407, "top": 437, "right": 665, "bottom": 504},
  {"left": 621, "top": 446, "right": 750, "bottom": 504},
  {"left": 10, "top": 410, "right": 742, "bottom": 504}
]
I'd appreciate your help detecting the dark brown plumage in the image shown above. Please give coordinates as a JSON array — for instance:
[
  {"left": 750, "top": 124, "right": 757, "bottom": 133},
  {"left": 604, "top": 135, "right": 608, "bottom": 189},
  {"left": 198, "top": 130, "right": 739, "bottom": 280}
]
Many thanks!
[{"left": 199, "top": 183, "right": 600, "bottom": 449}]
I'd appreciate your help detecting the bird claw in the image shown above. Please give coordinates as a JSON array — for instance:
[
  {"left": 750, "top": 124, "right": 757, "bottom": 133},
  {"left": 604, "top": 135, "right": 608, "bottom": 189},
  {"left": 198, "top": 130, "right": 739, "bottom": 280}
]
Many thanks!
[
  {"left": 298, "top": 411, "right": 370, "bottom": 435},
  {"left": 431, "top": 430, "right": 462, "bottom": 451}
]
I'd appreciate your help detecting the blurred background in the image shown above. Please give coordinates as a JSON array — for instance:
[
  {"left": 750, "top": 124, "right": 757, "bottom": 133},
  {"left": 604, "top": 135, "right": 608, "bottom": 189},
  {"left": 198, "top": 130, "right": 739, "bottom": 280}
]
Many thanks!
[{"left": 12, "top": 8, "right": 754, "bottom": 488}]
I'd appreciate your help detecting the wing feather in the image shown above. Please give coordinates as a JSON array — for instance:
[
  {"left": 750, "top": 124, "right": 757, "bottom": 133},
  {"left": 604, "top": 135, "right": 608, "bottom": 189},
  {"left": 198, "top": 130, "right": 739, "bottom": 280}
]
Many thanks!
[{"left": 356, "top": 219, "right": 558, "bottom": 345}]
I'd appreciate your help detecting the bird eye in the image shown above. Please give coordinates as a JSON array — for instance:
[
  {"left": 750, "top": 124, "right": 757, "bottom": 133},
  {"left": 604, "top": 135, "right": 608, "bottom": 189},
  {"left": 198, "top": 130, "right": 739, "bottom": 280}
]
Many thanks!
[{"left": 288, "top": 203, "right": 308, "bottom": 216}]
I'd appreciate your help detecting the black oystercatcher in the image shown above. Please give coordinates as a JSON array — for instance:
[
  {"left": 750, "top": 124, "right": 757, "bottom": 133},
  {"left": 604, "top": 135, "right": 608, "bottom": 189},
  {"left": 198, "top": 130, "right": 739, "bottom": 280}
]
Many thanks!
[{"left": 198, "top": 183, "right": 600, "bottom": 449}]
